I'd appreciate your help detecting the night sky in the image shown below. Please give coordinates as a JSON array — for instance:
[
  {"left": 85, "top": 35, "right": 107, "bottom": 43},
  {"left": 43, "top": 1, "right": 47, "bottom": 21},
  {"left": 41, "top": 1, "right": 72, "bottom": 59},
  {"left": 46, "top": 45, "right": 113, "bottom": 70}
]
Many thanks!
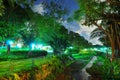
[{"left": 32, "top": 0, "right": 102, "bottom": 45}]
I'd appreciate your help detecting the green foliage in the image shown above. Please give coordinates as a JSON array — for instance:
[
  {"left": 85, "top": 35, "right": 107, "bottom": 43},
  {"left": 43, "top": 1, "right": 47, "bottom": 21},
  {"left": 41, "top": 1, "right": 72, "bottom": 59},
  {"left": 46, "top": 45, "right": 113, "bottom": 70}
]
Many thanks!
[
  {"left": 67, "top": 47, "right": 80, "bottom": 54},
  {"left": 0, "top": 1, "right": 33, "bottom": 42},
  {"left": 19, "top": 22, "right": 38, "bottom": 46},
  {"left": 48, "top": 34, "right": 69, "bottom": 55},
  {"left": 0, "top": 0, "right": 4, "bottom": 16},
  {"left": 68, "top": 31, "right": 92, "bottom": 48},
  {"left": 41, "top": 0, "right": 69, "bottom": 20},
  {"left": 75, "top": 0, "right": 120, "bottom": 59},
  {"left": 0, "top": 50, "right": 47, "bottom": 61},
  {"left": 0, "top": 21, "right": 18, "bottom": 41},
  {"left": 3, "top": 0, "right": 35, "bottom": 9},
  {"left": 87, "top": 59, "right": 120, "bottom": 79},
  {"left": 0, "top": 54, "right": 74, "bottom": 80}
]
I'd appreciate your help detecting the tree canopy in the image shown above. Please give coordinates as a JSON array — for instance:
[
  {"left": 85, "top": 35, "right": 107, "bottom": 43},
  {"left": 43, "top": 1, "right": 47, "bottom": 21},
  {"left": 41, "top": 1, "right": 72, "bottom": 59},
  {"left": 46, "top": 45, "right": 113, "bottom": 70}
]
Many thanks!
[
  {"left": 75, "top": 0, "right": 120, "bottom": 60},
  {"left": 0, "top": 0, "right": 93, "bottom": 55}
]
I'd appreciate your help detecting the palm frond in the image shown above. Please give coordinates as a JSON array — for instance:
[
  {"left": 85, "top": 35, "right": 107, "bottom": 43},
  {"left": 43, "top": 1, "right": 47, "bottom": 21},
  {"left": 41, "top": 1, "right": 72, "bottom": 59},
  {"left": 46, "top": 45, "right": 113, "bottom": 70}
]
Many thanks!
[{"left": 90, "top": 28, "right": 105, "bottom": 39}]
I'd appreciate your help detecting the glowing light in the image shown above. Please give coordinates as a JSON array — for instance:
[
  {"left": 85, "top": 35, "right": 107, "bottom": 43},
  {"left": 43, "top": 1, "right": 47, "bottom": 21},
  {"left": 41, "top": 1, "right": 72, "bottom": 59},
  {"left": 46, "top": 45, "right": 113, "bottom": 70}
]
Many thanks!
[
  {"left": 69, "top": 46, "right": 73, "bottom": 49},
  {"left": 17, "top": 43, "right": 22, "bottom": 48},
  {"left": 7, "top": 40, "right": 14, "bottom": 45},
  {"left": 31, "top": 43, "right": 35, "bottom": 50}
]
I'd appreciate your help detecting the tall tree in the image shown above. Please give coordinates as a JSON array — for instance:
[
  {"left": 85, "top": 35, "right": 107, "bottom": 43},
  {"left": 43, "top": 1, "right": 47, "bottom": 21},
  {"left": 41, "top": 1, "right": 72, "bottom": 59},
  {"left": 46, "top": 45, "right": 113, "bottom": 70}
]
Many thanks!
[
  {"left": 75, "top": 0, "right": 120, "bottom": 61},
  {"left": 0, "top": 0, "right": 34, "bottom": 53},
  {"left": 0, "top": 21, "right": 18, "bottom": 53},
  {"left": 19, "top": 21, "right": 38, "bottom": 49}
]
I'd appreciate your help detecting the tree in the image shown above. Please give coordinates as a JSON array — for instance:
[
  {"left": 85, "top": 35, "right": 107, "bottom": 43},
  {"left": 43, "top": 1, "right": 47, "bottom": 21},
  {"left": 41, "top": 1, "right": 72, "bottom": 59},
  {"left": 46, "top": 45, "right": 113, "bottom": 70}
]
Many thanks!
[
  {"left": 48, "top": 34, "right": 69, "bottom": 55},
  {"left": 0, "top": 21, "right": 18, "bottom": 53},
  {"left": 0, "top": 0, "right": 34, "bottom": 53},
  {"left": 90, "top": 27, "right": 110, "bottom": 47},
  {"left": 69, "top": 31, "right": 92, "bottom": 49},
  {"left": 75, "top": 0, "right": 120, "bottom": 61},
  {"left": 37, "top": 0, "right": 70, "bottom": 21},
  {"left": 31, "top": 12, "right": 92, "bottom": 54},
  {"left": 0, "top": 0, "right": 4, "bottom": 16},
  {"left": 19, "top": 21, "right": 38, "bottom": 49}
]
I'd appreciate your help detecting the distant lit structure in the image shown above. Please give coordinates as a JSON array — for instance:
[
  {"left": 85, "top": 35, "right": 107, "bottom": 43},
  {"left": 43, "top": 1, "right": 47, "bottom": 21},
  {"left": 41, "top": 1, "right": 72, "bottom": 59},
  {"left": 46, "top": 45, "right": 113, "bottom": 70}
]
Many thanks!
[
  {"left": 2, "top": 39, "right": 53, "bottom": 53},
  {"left": 29, "top": 43, "right": 53, "bottom": 53}
]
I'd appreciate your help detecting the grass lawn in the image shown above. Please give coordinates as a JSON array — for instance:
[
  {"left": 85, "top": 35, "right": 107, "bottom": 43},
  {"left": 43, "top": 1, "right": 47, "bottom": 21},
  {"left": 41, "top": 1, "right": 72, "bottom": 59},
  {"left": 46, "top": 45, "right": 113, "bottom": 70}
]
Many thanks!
[
  {"left": 0, "top": 53, "right": 95, "bottom": 77},
  {"left": 0, "top": 48, "right": 106, "bottom": 79},
  {"left": 0, "top": 56, "right": 51, "bottom": 77}
]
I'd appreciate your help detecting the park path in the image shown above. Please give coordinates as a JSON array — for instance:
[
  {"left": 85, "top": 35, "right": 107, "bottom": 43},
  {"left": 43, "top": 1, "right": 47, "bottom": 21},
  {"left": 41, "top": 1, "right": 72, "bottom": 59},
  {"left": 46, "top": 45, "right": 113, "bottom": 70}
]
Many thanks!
[
  {"left": 79, "top": 56, "right": 97, "bottom": 80},
  {"left": 55, "top": 56, "right": 97, "bottom": 80}
]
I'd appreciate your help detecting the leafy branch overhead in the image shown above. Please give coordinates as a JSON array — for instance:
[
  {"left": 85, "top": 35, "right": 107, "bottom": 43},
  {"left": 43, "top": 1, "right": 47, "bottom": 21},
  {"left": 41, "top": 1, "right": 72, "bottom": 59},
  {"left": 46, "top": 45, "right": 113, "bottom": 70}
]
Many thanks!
[{"left": 75, "top": 0, "right": 120, "bottom": 61}]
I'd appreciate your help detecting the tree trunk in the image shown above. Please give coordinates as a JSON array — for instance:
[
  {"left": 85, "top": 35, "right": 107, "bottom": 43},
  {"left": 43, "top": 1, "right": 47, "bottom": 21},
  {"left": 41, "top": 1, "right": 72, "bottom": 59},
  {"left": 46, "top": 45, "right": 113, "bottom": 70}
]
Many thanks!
[
  {"left": 111, "top": 41, "right": 115, "bottom": 61},
  {"left": 108, "top": 33, "right": 115, "bottom": 61},
  {"left": 7, "top": 44, "right": 10, "bottom": 54}
]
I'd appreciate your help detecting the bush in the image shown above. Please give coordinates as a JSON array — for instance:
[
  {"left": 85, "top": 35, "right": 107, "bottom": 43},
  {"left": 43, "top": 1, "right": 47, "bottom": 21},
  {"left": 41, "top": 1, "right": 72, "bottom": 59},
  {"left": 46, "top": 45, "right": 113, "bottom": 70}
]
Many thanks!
[
  {"left": 12, "top": 50, "right": 47, "bottom": 58},
  {"left": 0, "top": 50, "right": 48, "bottom": 61},
  {"left": 67, "top": 48, "right": 79, "bottom": 54},
  {"left": 86, "top": 59, "right": 120, "bottom": 79},
  {"left": 95, "top": 51, "right": 106, "bottom": 58}
]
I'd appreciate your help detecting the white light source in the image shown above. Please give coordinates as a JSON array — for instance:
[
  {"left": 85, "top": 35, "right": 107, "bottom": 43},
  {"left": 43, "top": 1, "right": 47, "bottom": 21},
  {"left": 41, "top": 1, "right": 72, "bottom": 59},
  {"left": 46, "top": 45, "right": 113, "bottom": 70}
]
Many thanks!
[
  {"left": 31, "top": 43, "right": 35, "bottom": 50},
  {"left": 17, "top": 43, "right": 22, "bottom": 48},
  {"left": 7, "top": 40, "right": 14, "bottom": 45}
]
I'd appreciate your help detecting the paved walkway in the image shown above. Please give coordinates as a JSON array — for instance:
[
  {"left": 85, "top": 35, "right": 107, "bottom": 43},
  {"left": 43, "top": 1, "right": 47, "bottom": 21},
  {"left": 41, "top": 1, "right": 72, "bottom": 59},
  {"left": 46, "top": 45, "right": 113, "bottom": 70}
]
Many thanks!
[
  {"left": 55, "top": 56, "right": 97, "bottom": 80},
  {"left": 80, "top": 56, "right": 97, "bottom": 80}
]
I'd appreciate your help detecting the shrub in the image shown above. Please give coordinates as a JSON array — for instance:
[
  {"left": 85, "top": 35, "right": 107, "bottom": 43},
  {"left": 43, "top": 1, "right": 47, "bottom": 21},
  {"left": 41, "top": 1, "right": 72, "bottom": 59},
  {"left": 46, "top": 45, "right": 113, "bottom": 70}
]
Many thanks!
[
  {"left": 86, "top": 59, "right": 120, "bottom": 79},
  {"left": 0, "top": 50, "right": 48, "bottom": 61},
  {"left": 67, "top": 48, "right": 79, "bottom": 54},
  {"left": 12, "top": 50, "right": 47, "bottom": 57}
]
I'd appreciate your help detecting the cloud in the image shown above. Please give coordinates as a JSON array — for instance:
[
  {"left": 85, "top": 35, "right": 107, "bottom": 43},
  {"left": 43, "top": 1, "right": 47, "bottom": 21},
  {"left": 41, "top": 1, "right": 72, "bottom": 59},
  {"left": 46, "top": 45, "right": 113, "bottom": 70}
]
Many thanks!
[
  {"left": 63, "top": 21, "right": 102, "bottom": 45},
  {"left": 31, "top": 3, "right": 45, "bottom": 15},
  {"left": 62, "top": 21, "right": 80, "bottom": 32},
  {"left": 76, "top": 23, "right": 103, "bottom": 45}
]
